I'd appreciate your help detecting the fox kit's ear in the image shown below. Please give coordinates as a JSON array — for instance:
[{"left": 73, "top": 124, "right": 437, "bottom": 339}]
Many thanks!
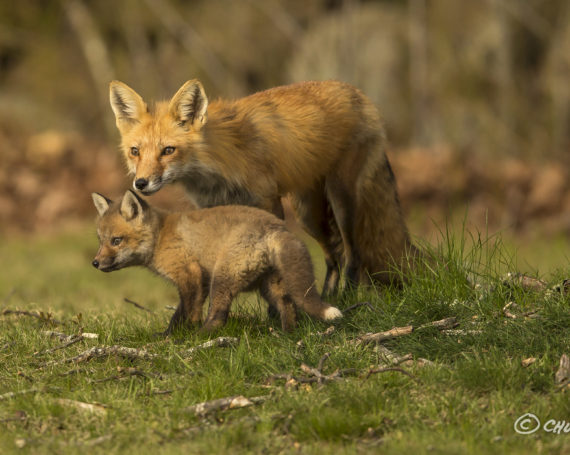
[
  {"left": 92, "top": 193, "right": 112, "bottom": 217},
  {"left": 120, "top": 190, "right": 146, "bottom": 221},
  {"left": 168, "top": 80, "right": 208, "bottom": 130},
  {"left": 109, "top": 81, "right": 148, "bottom": 130}
]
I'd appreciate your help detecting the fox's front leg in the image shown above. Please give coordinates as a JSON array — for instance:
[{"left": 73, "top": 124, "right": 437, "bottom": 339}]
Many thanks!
[{"left": 164, "top": 262, "right": 205, "bottom": 335}]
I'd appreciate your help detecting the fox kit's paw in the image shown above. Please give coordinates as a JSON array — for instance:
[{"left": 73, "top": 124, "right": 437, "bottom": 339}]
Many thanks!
[{"left": 323, "top": 306, "right": 343, "bottom": 320}]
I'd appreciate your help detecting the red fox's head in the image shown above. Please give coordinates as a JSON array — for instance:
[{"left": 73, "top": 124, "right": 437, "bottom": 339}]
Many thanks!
[
  {"left": 109, "top": 80, "right": 209, "bottom": 195},
  {"left": 91, "top": 190, "right": 156, "bottom": 272}
]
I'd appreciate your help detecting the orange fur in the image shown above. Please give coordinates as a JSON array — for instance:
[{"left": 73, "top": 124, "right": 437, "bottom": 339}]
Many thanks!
[{"left": 109, "top": 80, "right": 417, "bottom": 295}]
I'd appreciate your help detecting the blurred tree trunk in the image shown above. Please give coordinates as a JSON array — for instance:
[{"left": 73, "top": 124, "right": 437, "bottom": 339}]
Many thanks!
[
  {"left": 143, "top": 0, "right": 228, "bottom": 93},
  {"left": 492, "top": 0, "right": 514, "bottom": 156},
  {"left": 61, "top": 0, "right": 115, "bottom": 138},
  {"left": 408, "top": 0, "right": 430, "bottom": 147}
]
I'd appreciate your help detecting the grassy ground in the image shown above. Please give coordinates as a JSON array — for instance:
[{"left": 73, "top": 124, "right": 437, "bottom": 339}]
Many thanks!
[{"left": 0, "top": 225, "right": 569, "bottom": 454}]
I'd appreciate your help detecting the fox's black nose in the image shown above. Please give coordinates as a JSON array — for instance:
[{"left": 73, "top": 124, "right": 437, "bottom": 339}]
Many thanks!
[
  {"left": 92, "top": 260, "right": 99, "bottom": 269},
  {"left": 134, "top": 178, "right": 148, "bottom": 190}
]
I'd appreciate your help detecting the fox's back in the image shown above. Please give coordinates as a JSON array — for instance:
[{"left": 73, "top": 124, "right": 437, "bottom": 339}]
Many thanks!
[
  {"left": 206, "top": 81, "right": 382, "bottom": 190},
  {"left": 159, "top": 205, "right": 287, "bottom": 270}
]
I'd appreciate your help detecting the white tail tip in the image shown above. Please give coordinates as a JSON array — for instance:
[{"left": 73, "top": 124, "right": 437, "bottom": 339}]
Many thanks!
[{"left": 323, "top": 306, "right": 343, "bottom": 321}]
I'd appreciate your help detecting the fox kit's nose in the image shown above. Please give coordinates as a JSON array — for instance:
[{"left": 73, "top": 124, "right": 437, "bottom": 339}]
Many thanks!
[
  {"left": 134, "top": 178, "right": 148, "bottom": 190},
  {"left": 92, "top": 259, "right": 100, "bottom": 269}
]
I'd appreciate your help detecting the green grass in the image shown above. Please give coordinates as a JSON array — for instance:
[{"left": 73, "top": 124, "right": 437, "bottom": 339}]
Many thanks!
[{"left": 0, "top": 225, "right": 569, "bottom": 454}]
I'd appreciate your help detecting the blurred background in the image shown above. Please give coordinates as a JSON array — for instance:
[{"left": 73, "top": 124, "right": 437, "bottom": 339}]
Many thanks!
[{"left": 0, "top": 0, "right": 568, "bottom": 269}]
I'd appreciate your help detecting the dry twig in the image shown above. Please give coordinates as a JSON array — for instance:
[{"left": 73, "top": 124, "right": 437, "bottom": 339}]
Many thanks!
[
  {"left": 441, "top": 329, "right": 483, "bottom": 336},
  {"left": 315, "top": 326, "right": 335, "bottom": 337},
  {"left": 503, "top": 273, "right": 546, "bottom": 291},
  {"left": 43, "top": 331, "right": 98, "bottom": 341},
  {"left": 374, "top": 345, "right": 413, "bottom": 365},
  {"left": 56, "top": 398, "right": 107, "bottom": 416},
  {"left": 124, "top": 298, "right": 154, "bottom": 313},
  {"left": 183, "top": 337, "right": 239, "bottom": 356},
  {"left": 503, "top": 302, "right": 518, "bottom": 319},
  {"left": 555, "top": 354, "right": 570, "bottom": 385},
  {"left": 90, "top": 367, "right": 155, "bottom": 383},
  {"left": 1, "top": 309, "right": 61, "bottom": 325},
  {"left": 185, "top": 395, "right": 268, "bottom": 417},
  {"left": 34, "top": 335, "right": 84, "bottom": 356},
  {"left": 356, "top": 317, "right": 458, "bottom": 345},
  {"left": 0, "top": 388, "right": 48, "bottom": 401},
  {"left": 38, "top": 345, "right": 157, "bottom": 368}
]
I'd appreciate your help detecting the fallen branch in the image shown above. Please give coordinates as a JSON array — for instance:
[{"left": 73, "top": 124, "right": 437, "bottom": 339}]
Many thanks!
[
  {"left": 0, "top": 387, "right": 46, "bottom": 401},
  {"left": 356, "top": 326, "right": 413, "bottom": 345},
  {"left": 374, "top": 345, "right": 413, "bottom": 365},
  {"left": 503, "top": 273, "right": 546, "bottom": 291},
  {"left": 521, "top": 357, "right": 537, "bottom": 368},
  {"left": 417, "top": 317, "right": 459, "bottom": 331},
  {"left": 502, "top": 302, "right": 540, "bottom": 320},
  {"left": 124, "top": 298, "right": 154, "bottom": 313},
  {"left": 555, "top": 354, "right": 570, "bottom": 385},
  {"left": 317, "top": 352, "right": 330, "bottom": 372},
  {"left": 356, "top": 317, "right": 458, "bottom": 345},
  {"left": 90, "top": 367, "right": 157, "bottom": 383},
  {"left": 34, "top": 334, "right": 84, "bottom": 356},
  {"left": 441, "top": 329, "right": 483, "bottom": 336},
  {"left": 185, "top": 395, "right": 268, "bottom": 417},
  {"left": 56, "top": 398, "right": 107, "bottom": 416},
  {"left": 43, "top": 331, "right": 98, "bottom": 342},
  {"left": 273, "top": 353, "right": 359, "bottom": 387},
  {"left": 314, "top": 326, "right": 335, "bottom": 337},
  {"left": 503, "top": 302, "right": 518, "bottom": 319},
  {"left": 38, "top": 345, "right": 157, "bottom": 368},
  {"left": 1, "top": 309, "right": 61, "bottom": 325},
  {"left": 183, "top": 337, "right": 239, "bottom": 356}
]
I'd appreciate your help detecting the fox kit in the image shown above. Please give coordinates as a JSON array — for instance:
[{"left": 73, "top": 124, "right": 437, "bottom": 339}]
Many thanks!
[
  {"left": 91, "top": 190, "right": 342, "bottom": 333},
  {"left": 109, "top": 79, "right": 416, "bottom": 296}
]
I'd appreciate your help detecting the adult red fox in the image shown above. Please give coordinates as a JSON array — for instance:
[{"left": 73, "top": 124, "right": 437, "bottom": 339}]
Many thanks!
[
  {"left": 91, "top": 190, "right": 342, "bottom": 333},
  {"left": 109, "top": 80, "right": 415, "bottom": 295}
]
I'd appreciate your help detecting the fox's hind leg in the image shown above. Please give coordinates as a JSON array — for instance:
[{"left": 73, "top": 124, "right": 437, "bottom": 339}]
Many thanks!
[
  {"left": 260, "top": 273, "right": 297, "bottom": 331},
  {"left": 274, "top": 233, "right": 342, "bottom": 322},
  {"left": 289, "top": 188, "right": 344, "bottom": 298}
]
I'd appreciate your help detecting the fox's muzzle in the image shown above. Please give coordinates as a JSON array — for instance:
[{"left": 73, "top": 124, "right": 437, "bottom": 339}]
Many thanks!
[
  {"left": 133, "top": 176, "right": 163, "bottom": 194},
  {"left": 92, "top": 256, "right": 117, "bottom": 272},
  {"left": 134, "top": 178, "right": 148, "bottom": 190}
]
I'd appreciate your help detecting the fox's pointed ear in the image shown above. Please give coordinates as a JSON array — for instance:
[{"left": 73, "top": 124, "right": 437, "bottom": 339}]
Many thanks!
[
  {"left": 168, "top": 80, "right": 208, "bottom": 130},
  {"left": 120, "top": 190, "right": 146, "bottom": 221},
  {"left": 92, "top": 193, "right": 112, "bottom": 217},
  {"left": 109, "top": 81, "right": 148, "bottom": 130}
]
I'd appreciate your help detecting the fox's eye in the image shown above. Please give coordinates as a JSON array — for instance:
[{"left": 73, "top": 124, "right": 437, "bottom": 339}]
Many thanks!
[
  {"left": 130, "top": 147, "right": 139, "bottom": 157},
  {"left": 111, "top": 237, "right": 123, "bottom": 246},
  {"left": 161, "top": 146, "right": 175, "bottom": 156}
]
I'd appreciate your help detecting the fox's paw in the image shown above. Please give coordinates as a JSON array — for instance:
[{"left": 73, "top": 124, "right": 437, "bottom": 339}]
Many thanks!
[{"left": 322, "top": 306, "right": 343, "bottom": 320}]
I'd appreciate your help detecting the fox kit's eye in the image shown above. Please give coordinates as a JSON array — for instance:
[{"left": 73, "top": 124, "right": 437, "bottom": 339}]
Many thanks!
[
  {"left": 111, "top": 237, "right": 123, "bottom": 246},
  {"left": 130, "top": 147, "right": 139, "bottom": 157},
  {"left": 162, "top": 146, "right": 175, "bottom": 156}
]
